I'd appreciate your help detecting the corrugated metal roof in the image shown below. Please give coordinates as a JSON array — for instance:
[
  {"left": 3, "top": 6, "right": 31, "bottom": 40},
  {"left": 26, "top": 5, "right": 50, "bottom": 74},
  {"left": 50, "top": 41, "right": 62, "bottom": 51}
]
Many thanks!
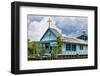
[{"left": 62, "top": 36, "right": 88, "bottom": 45}]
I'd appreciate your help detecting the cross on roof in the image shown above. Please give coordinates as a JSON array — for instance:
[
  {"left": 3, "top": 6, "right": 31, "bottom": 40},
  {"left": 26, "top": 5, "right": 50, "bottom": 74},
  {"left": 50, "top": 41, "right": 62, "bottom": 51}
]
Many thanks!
[{"left": 47, "top": 18, "right": 52, "bottom": 28}]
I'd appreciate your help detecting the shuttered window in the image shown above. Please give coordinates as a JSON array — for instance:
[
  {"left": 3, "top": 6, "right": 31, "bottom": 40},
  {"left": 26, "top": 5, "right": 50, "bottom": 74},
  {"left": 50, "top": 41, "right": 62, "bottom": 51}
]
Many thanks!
[
  {"left": 66, "top": 44, "right": 76, "bottom": 51},
  {"left": 66, "top": 44, "right": 71, "bottom": 50},
  {"left": 80, "top": 45, "right": 83, "bottom": 50},
  {"left": 72, "top": 44, "right": 76, "bottom": 51}
]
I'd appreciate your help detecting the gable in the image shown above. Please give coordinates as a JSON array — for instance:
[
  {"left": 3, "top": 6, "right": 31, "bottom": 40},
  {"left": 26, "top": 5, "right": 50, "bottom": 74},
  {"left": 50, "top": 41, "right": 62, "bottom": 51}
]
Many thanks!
[{"left": 40, "top": 28, "right": 57, "bottom": 41}]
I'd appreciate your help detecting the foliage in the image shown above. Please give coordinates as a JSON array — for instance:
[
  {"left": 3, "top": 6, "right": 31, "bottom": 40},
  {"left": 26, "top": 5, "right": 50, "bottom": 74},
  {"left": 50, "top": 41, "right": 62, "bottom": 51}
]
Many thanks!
[
  {"left": 50, "top": 36, "right": 63, "bottom": 59},
  {"left": 28, "top": 41, "right": 45, "bottom": 59},
  {"left": 51, "top": 46, "right": 58, "bottom": 59},
  {"left": 28, "top": 35, "right": 63, "bottom": 60},
  {"left": 56, "top": 36, "right": 63, "bottom": 53}
]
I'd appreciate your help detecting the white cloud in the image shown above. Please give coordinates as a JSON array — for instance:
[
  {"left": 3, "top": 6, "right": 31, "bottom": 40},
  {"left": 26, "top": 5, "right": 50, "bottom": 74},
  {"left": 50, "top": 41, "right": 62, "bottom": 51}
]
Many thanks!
[
  {"left": 28, "top": 17, "right": 61, "bottom": 41},
  {"left": 54, "top": 16, "right": 88, "bottom": 37}
]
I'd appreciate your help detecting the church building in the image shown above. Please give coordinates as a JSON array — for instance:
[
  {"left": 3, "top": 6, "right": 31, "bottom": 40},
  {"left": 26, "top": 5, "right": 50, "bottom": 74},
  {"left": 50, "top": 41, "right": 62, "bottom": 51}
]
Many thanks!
[{"left": 40, "top": 18, "right": 88, "bottom": 57}]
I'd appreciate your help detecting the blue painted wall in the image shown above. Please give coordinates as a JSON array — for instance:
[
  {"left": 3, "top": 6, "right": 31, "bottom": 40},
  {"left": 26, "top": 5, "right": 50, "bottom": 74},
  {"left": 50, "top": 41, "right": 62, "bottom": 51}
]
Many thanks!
[
  {"left": 40, "top": 29, "right": 56, "bottom": 41},
  {"left": 62, "top": 43, "right": 88, "bottom": 55}
]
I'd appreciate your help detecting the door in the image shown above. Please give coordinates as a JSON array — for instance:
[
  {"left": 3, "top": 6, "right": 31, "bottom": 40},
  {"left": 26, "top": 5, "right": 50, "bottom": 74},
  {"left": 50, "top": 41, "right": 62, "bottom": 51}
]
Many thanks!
[{"left": 45, "top": 43, "right": 50, "bottom": 53}]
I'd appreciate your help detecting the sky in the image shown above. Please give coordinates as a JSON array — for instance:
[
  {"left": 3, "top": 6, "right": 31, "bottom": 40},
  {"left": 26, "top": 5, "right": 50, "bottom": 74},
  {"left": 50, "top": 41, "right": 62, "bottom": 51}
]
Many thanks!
[{"left": 27, "top": 15, "right": 88, "bottom": 41}]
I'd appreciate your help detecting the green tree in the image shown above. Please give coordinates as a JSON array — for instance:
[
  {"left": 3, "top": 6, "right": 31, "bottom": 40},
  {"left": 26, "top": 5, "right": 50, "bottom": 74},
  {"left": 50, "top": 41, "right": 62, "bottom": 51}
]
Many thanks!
[
  {"left": 35, "top": 42, "right": 45, "bottom": 59},
  {"left": 51, "top": 45, "right": 58, "bottom": 59},
  {"left": 56, "top": 36, "right": 63, "bottom": 54},
  {"left": 28, "top": 41, "right": 45, "bottom": 60},
  {"left": 28, "top": 41, "right": 37, "bottom": 58},
  {"left": 50, "top": 36, "right": 63, "bottom": 59}
]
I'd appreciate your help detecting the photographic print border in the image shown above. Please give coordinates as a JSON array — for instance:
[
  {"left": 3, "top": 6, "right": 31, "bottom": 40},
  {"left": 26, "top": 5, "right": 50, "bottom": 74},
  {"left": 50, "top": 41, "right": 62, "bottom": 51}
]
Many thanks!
[{"left": 11, "top": 1, "right": 98, "bottom": 74}]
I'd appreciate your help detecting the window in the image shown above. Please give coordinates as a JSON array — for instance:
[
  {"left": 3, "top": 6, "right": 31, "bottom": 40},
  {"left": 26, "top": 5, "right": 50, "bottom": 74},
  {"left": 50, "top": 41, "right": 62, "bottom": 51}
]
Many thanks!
[
  {"left": 66, "top": 44, "right": 71, "bottom": 51},
  {"left": 66, "top": 44, "right": 76, "bottom": 51},
  {"left": 80, "top": 45, "right": 83, "bottom": 50},
  {"left": 72, "top": 44, "right": 76, "bottom": 51}
]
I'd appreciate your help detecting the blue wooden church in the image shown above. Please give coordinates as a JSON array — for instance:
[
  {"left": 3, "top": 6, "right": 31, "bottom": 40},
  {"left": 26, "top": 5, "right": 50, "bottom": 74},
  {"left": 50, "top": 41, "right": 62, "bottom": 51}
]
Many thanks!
[{"left": 40, "top": 18, "right": 88, "bottom": 57}]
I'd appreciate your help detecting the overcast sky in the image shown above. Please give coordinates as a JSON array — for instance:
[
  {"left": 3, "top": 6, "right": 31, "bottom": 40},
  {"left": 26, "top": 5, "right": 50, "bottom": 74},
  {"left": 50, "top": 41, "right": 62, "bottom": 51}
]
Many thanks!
[{"left": 28, "top": 15, "right": 88, "bottom": 41}]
